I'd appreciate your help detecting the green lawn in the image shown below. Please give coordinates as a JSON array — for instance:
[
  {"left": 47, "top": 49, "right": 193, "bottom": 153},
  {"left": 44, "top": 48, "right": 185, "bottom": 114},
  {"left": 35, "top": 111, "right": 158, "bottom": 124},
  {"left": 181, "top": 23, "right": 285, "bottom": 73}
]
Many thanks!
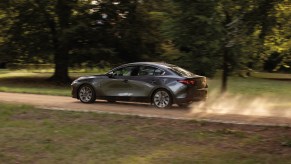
[
  {"left": 0, "top": 103, "right": 291, "bottom": 163},
  {"left": 0, "top": 70, "right": 290, "bottom": 99},
  {"left": 0, "top": 71, "right": 100, "bottom": 96},
  {"left": 208, "top": 76, "right": 291, "bottom": 98},
  {"left": 251, "top": 71, "right": 291, "bottom": 80}
]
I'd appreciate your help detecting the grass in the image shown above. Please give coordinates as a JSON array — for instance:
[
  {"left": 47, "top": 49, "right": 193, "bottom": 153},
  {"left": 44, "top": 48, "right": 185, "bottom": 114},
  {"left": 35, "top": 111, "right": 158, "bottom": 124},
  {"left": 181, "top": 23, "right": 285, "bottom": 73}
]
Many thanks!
[
  {"left": 0, "top": 70, "right": 290, "bottom": 99},
  {"left": 251, "top": 71, "right": 291, "bottom": 80},
  {"left": 208, "top": 76, "right": 291, "bottom": 98},
  {"left": 1, "top": 103, "right": 291, "bottom": 163},
  {"left": 0, "top": 71, "right": 105, "bottom": 96},
  {"left": 0, "top": 73, "right": 71, "bottom": 96}
]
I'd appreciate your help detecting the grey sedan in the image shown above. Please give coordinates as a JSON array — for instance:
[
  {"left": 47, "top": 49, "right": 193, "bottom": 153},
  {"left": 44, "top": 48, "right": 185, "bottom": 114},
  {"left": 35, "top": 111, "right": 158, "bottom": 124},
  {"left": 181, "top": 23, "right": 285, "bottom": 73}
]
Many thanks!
[{"left": 71, "top": 62, "right": 207, "bottom": 108}]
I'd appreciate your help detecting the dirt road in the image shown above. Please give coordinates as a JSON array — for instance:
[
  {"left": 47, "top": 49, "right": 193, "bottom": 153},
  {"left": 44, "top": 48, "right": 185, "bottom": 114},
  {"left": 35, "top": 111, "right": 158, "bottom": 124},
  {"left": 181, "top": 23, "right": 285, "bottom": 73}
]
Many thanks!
[{"left": 1, "top": 92, "right": 291, "bottom": 127}]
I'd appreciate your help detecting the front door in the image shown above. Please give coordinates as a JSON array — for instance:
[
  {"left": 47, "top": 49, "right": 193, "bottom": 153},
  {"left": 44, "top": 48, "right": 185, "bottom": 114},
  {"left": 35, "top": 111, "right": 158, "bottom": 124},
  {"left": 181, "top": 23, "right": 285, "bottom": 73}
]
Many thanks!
[{"left": 99, "top": 66, "right": 137, "bottom": 98}]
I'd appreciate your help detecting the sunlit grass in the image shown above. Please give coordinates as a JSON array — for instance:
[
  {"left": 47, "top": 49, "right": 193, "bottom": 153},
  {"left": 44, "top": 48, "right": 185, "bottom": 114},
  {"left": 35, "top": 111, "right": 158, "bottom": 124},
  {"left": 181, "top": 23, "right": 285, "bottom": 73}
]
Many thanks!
[
  {"left": 251, "top": 71, "right": 291, "bottom": 79},
  {"left": 0, "top": 86, "right": 70, "bottom": 96},
  {"left": 208, "top": 76, "right": 291, "bottom": 98},
  {"left": 0, "top": 70, "right": 109, "bottom": 96},
  {"left": 0, "top": 103, "right": 291, "bottom": 163},
  {"left": 0, "top": 69, "right": 290, "bottom": 98},
  {"left": 0, "top": 68, "right": 109, "bottom": 74}
]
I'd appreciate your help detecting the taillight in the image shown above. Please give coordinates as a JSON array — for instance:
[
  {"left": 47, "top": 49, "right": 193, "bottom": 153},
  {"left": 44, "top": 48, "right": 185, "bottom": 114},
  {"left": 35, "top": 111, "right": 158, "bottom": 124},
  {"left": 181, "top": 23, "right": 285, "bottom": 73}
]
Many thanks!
[{"left": 177, "top": 79, "right": 195, "bottom": 85}]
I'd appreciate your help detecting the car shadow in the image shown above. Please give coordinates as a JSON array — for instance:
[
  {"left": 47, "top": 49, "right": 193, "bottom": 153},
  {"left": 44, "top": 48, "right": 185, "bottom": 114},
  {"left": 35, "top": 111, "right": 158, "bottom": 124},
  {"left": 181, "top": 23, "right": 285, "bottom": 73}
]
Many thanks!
[{"left": 73, "top": 99, "right": 190, "bottom": 111}]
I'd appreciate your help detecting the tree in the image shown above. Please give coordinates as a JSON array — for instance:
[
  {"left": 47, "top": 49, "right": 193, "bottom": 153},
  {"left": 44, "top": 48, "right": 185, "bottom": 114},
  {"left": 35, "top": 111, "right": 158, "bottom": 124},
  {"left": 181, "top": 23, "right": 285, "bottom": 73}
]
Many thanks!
[
  {"left": 161, "top": 0, "right": 243, "bottom": 92},
  {"left": 261, "top": 0, "right": 291, "bottom": 72},
  {"left": 161, "top": 0, "right": 222, "bottom": 77},
  {"left": 161, "top": 0, "right": 288, "bottom": 93},
  {"left": 0, "top": 0, "right": 164, "bottom": 83},
  {"left": 0, "top": 0, "right": 74, "bottom": 82},
  {"left": 93, "top": 0, "right": 164, "bottom": 62},
  {"left": 1, "top": 0, "right": 288, "bottom": 86}
]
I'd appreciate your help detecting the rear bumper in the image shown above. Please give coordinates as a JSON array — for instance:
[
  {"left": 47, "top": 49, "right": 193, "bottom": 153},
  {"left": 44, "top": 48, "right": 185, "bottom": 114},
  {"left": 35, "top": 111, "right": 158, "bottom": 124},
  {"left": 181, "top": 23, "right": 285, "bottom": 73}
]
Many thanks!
[{"left": 175, "top": 88, "right": 207, "bottom": 104}]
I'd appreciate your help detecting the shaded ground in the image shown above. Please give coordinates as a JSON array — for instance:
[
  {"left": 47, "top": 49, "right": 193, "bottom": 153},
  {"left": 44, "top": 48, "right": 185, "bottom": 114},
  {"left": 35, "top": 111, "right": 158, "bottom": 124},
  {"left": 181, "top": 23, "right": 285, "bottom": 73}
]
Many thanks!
[
  {"left": 1, "top": 103, "right": 291, "bottom": 163},
  {"left": 1, "top": 92, "right": 291, "bottom": 127}
]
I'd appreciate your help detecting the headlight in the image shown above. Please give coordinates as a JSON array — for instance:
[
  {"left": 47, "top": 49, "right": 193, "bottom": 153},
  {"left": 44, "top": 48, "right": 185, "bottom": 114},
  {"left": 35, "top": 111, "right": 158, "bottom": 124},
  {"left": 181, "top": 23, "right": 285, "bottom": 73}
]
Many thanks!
[
  {"left": 71, "top": 78, "right": 81, "bottom": 85},
  {"left": 71, "top": 80, "right": 78, "bottom": 85}
]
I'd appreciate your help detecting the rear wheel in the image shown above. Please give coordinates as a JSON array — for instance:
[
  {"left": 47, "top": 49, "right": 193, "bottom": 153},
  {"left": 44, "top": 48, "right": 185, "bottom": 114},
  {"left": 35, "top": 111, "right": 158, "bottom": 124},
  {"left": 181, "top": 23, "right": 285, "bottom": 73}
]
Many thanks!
[
  {"left": 152, "top": 89, "right": 172, "bottom": 108},
  {"left": 78, "top": 84, "right": 96, "bottom": 103}
]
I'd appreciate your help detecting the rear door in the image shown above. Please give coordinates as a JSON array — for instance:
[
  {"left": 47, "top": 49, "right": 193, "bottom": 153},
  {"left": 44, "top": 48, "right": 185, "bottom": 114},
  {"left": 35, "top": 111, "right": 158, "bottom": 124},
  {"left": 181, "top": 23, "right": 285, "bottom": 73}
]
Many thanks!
[{"left": 127, "top": 66, "right": 165, "bottom": 97}]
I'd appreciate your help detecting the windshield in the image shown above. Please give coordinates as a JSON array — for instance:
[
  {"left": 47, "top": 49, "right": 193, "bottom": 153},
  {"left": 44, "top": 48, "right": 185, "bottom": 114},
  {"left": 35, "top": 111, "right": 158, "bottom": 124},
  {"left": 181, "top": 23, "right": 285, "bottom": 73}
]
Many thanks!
[{"left": 169, "top": 66, "right": 195, "bottom": 77}]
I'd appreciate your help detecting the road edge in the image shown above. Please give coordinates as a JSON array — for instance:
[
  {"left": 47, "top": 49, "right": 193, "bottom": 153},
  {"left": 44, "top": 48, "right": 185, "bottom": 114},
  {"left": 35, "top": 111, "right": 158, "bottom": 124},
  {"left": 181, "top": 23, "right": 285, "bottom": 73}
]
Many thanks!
[{"left": 38, "top": 106, "right": 291, "bottom": 127}]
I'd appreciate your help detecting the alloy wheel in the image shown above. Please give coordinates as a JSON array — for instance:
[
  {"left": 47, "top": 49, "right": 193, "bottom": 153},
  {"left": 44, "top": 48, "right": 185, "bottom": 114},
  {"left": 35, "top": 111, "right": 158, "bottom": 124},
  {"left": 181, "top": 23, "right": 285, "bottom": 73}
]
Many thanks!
[
  {"left": 153, "top": 90, "right": 172, "bottom": 108},
  {"left": 79, "top": 85, "right": 95, "bottom": 103}
]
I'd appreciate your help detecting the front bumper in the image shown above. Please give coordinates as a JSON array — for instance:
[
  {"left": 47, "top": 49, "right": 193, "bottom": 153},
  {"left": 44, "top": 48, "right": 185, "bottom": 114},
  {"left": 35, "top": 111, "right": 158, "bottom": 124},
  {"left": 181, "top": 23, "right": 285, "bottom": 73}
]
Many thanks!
[{"left": 71, "top": 82, "right": 81, "bottom": 99}]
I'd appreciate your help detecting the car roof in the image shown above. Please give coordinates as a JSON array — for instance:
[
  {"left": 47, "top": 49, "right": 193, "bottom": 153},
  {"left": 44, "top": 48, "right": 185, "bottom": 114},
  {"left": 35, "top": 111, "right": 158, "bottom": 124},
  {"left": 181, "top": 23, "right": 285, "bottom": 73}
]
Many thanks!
[{"left": 122, "top": 62, "right": 175, "bottom": 68}]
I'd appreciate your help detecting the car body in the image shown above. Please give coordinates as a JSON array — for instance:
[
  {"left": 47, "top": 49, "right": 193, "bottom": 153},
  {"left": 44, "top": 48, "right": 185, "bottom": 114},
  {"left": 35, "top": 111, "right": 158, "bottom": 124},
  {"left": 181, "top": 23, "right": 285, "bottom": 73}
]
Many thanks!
[{"left": 71, "top": 62, "right": 207, "bottom": 108}]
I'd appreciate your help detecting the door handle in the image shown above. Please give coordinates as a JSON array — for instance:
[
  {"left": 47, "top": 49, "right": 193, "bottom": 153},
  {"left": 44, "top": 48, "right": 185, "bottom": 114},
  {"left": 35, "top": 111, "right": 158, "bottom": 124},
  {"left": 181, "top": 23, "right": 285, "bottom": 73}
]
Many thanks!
[{"left": 151, "top": 80, "right": 156, "bottom": 84}]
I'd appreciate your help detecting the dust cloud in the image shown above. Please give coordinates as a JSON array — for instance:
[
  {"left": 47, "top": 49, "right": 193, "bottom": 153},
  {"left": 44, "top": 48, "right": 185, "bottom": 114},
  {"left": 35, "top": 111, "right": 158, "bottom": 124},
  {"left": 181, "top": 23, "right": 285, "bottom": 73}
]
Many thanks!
[{"left": 191, "top": 90, "right": 291, "bottom": 118}]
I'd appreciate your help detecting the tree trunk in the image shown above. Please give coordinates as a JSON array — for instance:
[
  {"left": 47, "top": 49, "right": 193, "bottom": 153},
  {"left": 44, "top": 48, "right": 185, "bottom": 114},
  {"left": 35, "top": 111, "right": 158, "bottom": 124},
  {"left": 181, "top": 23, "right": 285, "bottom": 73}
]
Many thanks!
[
  {"left": 221, "top": 10, "right": 232, "bottom": 94},
  {"left": 49, "top": 49, "right": 71, "bottom": 83},
  {"left": 48, "top": 0, "right": 72, "bottom": 83},
  {"left": 47, "top": 22, "right": 71, "bottom": 83},
  {"left": 221, "top": 48, "right": 229, "bottom": 93}
]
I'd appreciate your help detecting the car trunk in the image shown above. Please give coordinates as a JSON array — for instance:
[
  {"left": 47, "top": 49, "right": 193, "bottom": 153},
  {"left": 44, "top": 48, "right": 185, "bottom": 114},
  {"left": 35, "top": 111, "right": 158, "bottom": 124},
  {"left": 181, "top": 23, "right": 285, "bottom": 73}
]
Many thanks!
[
  {"left": 178, "top": 76, "right": 207, "bottom": 89},
  {"left": 193, "top": 76, "right": 207, "bottom": 89}
]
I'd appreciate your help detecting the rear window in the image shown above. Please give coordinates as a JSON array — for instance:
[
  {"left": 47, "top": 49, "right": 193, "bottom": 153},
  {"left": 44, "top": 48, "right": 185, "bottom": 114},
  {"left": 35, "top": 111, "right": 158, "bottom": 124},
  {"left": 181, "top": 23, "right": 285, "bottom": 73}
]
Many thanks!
[{"left": 169, "top": 66, "right": 194, "bottom": 77}]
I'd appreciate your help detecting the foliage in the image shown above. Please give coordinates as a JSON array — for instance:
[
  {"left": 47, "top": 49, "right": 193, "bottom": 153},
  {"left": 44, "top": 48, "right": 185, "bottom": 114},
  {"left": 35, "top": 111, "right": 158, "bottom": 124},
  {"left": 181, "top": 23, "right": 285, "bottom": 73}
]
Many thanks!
[
  {"left": 160, "top": 0, "right": 222, "bottom": 77},
  {"left": 263, "top": 0, "right": 291, "bottom": 72},
  {"left": 159, "top": 0, "right": 290, "bottom": 92},
  {"left": 0, "top": 0, "right": 290, "bottom": 86},
  {"left": 0, "top": 0, "right": 164, "bottom": 82}
]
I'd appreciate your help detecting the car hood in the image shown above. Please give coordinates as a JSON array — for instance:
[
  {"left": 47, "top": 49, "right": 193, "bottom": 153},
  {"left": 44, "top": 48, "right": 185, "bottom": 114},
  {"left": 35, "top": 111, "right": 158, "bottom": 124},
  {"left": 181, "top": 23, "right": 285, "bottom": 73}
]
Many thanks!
[{"left": 73, "top": 74, "right": 107, "bottom": 82}]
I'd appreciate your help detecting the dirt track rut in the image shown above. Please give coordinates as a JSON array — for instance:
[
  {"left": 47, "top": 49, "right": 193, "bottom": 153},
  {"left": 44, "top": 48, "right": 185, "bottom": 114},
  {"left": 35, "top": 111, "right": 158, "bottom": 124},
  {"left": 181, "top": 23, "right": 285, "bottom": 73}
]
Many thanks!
[{"left": 1, "top": 92, "right": 291, "bottom": 127}]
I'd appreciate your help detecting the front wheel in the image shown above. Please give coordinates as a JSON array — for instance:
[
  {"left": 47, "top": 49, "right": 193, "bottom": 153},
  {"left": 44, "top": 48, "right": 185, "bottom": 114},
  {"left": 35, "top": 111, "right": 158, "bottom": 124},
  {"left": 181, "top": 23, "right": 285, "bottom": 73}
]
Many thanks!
[
  {"left": 152, "top": 89, "right": 172, "bottom": 108},
  {"left": 78, "top": 84, "right": 96, "bottom": 103}
]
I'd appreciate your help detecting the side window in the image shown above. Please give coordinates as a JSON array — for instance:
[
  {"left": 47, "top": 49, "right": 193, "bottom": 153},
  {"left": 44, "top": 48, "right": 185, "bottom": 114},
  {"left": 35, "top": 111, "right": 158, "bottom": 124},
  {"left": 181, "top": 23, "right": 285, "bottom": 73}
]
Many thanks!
[
  {"left": 113, "top": 66, "right": 137, "bottom": 76},
  {"left": 138, "top": 66, "right": 165, "bottom": 76},
  {"left": 154, "top": 69, "right": 165, "bottom": 76}
]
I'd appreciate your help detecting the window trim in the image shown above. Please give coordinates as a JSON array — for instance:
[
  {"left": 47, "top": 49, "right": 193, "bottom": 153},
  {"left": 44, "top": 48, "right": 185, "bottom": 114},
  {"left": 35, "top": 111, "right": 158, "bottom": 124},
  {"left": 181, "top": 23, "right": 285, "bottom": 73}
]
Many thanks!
[{"left": 137, "top": 65, "right": 166, "bottom": 76}]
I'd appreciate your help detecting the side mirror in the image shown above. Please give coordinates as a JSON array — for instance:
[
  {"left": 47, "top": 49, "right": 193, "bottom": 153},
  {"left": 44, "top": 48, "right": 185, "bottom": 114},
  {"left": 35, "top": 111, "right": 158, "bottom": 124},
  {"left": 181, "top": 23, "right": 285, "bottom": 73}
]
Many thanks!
[{"left": 107, "top": 71, "right": 114, "bottom": 78}]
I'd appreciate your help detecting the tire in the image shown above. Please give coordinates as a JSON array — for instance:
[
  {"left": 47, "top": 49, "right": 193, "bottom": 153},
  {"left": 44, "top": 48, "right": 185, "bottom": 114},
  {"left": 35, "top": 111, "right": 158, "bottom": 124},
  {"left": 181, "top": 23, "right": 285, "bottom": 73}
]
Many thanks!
[
  {"left": 152, "top": 89, "right": 172, "bottom": 108},
  {"left": 78, "top": 84, "right": 96, "bottom": 103}
]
